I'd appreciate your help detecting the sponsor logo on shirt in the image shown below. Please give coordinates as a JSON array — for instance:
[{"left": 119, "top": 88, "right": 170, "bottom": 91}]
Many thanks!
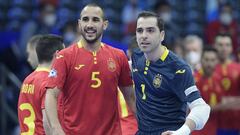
[
  {"left": 48, "top": 69, "right": 57, "bottom": 77},
  {"left": 175, "top": 69, "right": 185, "bottom": 74},
  {"left": 75, "top": 64, "right": 85, "bottom": 70}
]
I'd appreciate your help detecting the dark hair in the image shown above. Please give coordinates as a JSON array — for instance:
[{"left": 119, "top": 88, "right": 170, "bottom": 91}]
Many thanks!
[
  {"left": 201, "top": 46, "right": 218, "bottom": 58},
  {"left": 154, "top": 0, "right": 170, "bottom": 11},
  {"left": 27, "top": 35, "right": 43, "bottom": 49},
  {"left": 214, "top": 33, "right": 232, "bottom": 42},
  {"left": 137, "top": 11, "right": 164, "bottom": 32},
  {"left": 80, "top": 3, "right": 106, "bottom": 20},
  {"left": 36, "top": 34, "right": 64, "bottom": 63}
]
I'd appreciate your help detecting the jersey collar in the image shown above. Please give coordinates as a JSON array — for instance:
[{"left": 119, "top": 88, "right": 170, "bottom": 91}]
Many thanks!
[
  {"left": 35, "top": 66, "right": 50, "bottom": 72},
  {"left": 160, "top": 46, "right": 169, "bottom": 61},
  {"left": 77, "top": 40, "right": 105, "bottom": 48}
]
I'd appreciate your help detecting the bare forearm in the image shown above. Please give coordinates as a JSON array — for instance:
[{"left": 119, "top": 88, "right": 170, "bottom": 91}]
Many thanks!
[
  {"left": 45, "top": 88, "right": 65, "bottom": 135},
  {"left": 42, "top": 109, "right": 51, "bottom": 135},
  {"left": 120, "top": 85, "right": 136, "bottom": 114}
]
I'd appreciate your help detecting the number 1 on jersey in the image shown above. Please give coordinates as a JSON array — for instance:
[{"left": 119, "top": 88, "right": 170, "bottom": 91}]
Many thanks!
[{"left": 141, "top": 84, "right": 146, "bottom": 100}]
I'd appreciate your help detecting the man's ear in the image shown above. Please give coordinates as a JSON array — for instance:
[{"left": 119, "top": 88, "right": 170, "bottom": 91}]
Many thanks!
[
  {"left": 103, "top": 20, "right": 108, "bottom": 30},
  {"left": 160, "top": 30, "right": 165, "bottom": 42},
  {"left": 78, "top": 19, "right": 82, "bottom": 30},
  {"left": 53, "top": 50, "right": 59, "bottom": 58}
]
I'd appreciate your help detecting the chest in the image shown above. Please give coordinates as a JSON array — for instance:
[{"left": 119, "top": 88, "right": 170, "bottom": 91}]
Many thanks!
[
  {"left": 132, "top": 58, "right": 175, "bottom": 98},
  {"left": 69, "top": 50, "right": 121, "bottom": 83}
]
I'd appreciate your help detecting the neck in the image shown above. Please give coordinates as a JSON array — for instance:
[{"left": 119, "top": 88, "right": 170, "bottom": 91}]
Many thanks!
[
  {"left": 38, "top": 62, "right": 51, "bottom": 69},
  {"left": 82, "top": 38, "right": 102, "bottom": 52},
  {"left": 220, "top": 58, "right": 231, "bottom": 64},
  {"left": 203, "top": 71, "right": 212, "bottom": 78},
  {"left": 144, "top": 45, "right": 164, "bottom": 62}
]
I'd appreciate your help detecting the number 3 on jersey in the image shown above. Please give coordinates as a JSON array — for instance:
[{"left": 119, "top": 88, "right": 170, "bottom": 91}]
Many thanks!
[
  {"left": 19, "top": 103, "right": 36, "bottom": 135},
  {"left": 91, "top": 72, "right": 101, "bottom": 88},
  {"left": 141, "top": 84, "right": 146, "bottom": 100}
]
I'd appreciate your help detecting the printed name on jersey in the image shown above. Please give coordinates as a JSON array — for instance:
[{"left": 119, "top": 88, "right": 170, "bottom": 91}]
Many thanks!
[
  {"left": 48, "top": 69, "right": 57, "bottom": 78},
  {"left": 107, "top": 58, "right": 116, "bottom": 72},
  {"left": 75, "top": 64, "right": 85, "bottom": 70},
  {"left": 153, "top": 74, "right": 162, "bottom": 88},
  {"left": 21, "top": 84, "right": 35, "bottom": 94}
]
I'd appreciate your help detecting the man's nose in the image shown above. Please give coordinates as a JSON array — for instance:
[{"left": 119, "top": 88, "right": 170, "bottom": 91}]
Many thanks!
[
  {"left": 86, "top": 20, "right": 94, "bottom": 27},
  {"left": 142, "top": 31, "right": 148, "bottom": 38},
  {"left": 141, "top": 31, "right": 148, "bottom": 40}
]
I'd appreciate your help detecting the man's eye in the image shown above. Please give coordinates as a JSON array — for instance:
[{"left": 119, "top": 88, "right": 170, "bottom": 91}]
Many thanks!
[
  {"left": 147, "top": 28, "right": 154, "bottom": 33},
  {"left": 82, "top": 17, "right": 89, "bottom": 22},
  {"left": 93, "top": 18, "right": 100, "bottom": 22},
  {"left": 137, "top": 29, "right": 143, "bottom": 33}
]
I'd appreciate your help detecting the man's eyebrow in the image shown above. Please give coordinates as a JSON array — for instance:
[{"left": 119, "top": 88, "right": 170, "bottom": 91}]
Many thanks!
[{"left": 146, "top": 27, "right": 155, "bottom": 29}]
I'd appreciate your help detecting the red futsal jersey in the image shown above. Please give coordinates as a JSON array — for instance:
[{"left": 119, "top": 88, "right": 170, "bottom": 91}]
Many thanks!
[
  {"left": 18, "top": 67, "right": 50, "bottom": 135},
  {"left": 46, "top": 41, "right": 133, "bottom": 135},
  {"left": 118, "top": 89, "right": 137, "bottom": 135},
  {"left": 192, "top": 69, "right": 223, "bottom": 135},
  {"left": 215, "top": 61, "right": 240, "bottom": 129}
]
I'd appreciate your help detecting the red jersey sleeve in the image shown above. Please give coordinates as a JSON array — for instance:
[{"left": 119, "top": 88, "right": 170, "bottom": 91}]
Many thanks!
[
  {"left": 118, "top": 50, "right": 133, "bottom": 87},
  {"left": 46, "top": 52, "right": 68, "bottom": 91},
  {"left": 39, "top": 80, "right": 48, "bottom": 109},
  {"left": 41, "top": 93, "right": 46, "bottom": 109}
]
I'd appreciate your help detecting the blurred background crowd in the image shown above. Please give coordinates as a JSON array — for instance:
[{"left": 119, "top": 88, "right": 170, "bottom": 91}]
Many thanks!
[{"left": 0, "top": 0, "right": 240, "bottom": 135}]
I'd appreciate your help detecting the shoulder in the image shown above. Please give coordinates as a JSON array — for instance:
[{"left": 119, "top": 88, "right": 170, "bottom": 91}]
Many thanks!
[
  {"left": 132, "top": 48, "right": 144, "bottom": 58},
  {"left": 165, "top": 51, "right": 193, "bottom": 80},
  {"left": 103, "top": 43, "right": 123, "bottom": 52},
  {"left": 229, "top": 61, "right": 240, "bottom": 67},
  {"left": 55, "top": 43, "right": 78, "bottom": 60},
  {"left": 22, "top": 72, "right": 35, "bottom": 83},
  {"left": 58, "top": 43, "right": 77, "bottom": 55},
  {"left": 167, "top": 51, "right": 190, "bottom": 70},
  {"left": 103, "top": 43, "right": 126, "bottom": 57}
]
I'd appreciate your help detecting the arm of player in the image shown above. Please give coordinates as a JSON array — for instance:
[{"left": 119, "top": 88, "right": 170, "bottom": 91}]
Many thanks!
[
  {"left": 213, "top": 96, "right": 240, "bottom": 111},
  {"left": 45, "top": 87, "right": 65, "bottom": 135},
  {"left": 119, "top": 85, "right": 136, "bottom": 114},
  {"left": 42, "top": 109, "right": 51, "bottom": 135},
  {"left": 162, "top": 98, "right": 210, "bottom": 135}
]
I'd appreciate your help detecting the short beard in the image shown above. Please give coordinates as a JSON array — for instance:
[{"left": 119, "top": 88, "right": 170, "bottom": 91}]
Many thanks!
[{"left": 82, "top": 32, "right": 102, "bottom": 44}]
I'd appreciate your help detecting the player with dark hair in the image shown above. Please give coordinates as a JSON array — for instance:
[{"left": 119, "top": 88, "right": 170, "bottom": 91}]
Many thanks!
[
  {"left": 18, "top": 34, "right": 64, "bottom": 135},
  {"left": 26, "top": 35, "right": 43, "bottom": 69},
  {"left": 132, "top": 11, "right": 210, "bottom": 135},
  {"left": 193, "top": 46, "right": 222, "bottom": 135},
  {"left": 45, "top": 3, "right": 135, "bottom": 135},
  {"left": 214, "top": 33, "right": 240, "bottom": 135}
]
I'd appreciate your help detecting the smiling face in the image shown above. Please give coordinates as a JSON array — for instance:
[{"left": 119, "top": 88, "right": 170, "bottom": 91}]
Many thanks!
[
  {"left": 78, "top": 6, "right": 108, "bottom": 44},
  {"left": 136, "top": 17, "right": 164, "bottom": 53}
]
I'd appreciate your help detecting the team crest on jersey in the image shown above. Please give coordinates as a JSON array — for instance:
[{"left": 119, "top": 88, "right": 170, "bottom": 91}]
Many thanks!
[
  {"left": 48, "top": 69, "right": 57, "bottom": 78},
  {"left": 153, "top": 74, "right": 162, "bottom": 88},
  {"left": 107, "top": 58, "right": 116, "bottom": 72}
]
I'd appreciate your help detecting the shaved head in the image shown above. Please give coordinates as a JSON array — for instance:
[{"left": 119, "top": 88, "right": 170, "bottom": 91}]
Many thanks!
[{"left": 80, "top": 3, "right": 105, "bottom": 20}]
